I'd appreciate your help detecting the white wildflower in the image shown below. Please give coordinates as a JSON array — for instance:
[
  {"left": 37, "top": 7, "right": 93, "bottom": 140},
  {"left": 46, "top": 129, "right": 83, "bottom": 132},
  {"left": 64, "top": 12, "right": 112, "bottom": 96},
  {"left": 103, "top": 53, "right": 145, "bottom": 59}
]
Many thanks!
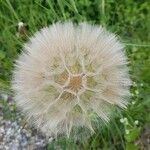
[
  {"left": 134, "top": 120, "right": 139, "bottom": 125},
  {"left": 135, "top": 90, "right": 139, "bottom": 95},
  {"left": 133, "top": 82, "right": 137, "bottom": 87},
  {"left": 124, "top": 118, "right": 129, "bottom": 125},
  {"left": 131, "top": 93, "right": 134, "bottom": 97},
  {"left": 131, "top": 101, "right": 136, "bottom": 105},
  {"left": 125, "top": 129, "right": 130, "bottom": 134},
  {"left": 18, "top": 22, "right": 24, "bottom": 28},
  {"left": 12, "top": 22, "right": 131, "bottom": 139},
  {"left": 120, "top": 117, "right": 129, "bottom": 125},
  {"left": 140, "top": 83, "right": 143, "bottom": 87},
  {"left": 17, "top": 21, "right": 28, "bottom": 37},
  {"left": 120, "top": 118, "right": 125, "bottom": 123}
]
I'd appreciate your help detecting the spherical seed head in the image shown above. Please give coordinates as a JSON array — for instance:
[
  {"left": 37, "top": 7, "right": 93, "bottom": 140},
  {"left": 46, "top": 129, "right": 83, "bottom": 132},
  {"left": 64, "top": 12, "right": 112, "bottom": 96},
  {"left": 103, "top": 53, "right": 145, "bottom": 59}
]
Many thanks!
[{"left": 12, "top": 22, "right": 132, "bottom": 139}]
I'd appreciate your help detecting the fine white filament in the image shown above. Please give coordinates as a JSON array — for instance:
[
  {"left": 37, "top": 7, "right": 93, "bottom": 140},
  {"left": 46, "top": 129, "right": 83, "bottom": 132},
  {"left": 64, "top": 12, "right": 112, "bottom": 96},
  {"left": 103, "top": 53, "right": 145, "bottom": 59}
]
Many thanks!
[{"left": 12, "top": 22, "right": 131, "bottom": 139}]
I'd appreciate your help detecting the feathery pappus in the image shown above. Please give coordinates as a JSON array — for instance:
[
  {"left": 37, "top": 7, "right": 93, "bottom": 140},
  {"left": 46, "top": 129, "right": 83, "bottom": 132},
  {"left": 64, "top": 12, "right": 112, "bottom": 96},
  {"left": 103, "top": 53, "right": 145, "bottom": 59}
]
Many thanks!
[{"left": 12, "top": 22, "right": 131, "bottom": 139}]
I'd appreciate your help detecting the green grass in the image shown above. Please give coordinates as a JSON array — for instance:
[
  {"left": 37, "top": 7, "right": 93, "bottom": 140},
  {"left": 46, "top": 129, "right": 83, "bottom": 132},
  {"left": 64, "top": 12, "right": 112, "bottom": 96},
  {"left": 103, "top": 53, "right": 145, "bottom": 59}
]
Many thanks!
[{"left": 0, "top": 0, "right": 150, "bottom": 149}]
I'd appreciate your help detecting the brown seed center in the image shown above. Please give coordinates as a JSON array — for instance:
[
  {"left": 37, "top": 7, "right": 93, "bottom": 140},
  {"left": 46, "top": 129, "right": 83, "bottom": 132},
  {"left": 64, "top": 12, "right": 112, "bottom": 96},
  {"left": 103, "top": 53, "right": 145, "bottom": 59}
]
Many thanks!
[{"left": 66, "top": 75, "right": 83, "bottom": 92}]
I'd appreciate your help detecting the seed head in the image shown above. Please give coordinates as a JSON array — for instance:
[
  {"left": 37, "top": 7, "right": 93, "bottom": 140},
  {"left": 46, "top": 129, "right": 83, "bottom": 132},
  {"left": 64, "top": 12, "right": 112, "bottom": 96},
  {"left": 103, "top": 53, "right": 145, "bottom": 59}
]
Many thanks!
[{"left": 12, "top": 22, "right": 131, "bottom": 139}]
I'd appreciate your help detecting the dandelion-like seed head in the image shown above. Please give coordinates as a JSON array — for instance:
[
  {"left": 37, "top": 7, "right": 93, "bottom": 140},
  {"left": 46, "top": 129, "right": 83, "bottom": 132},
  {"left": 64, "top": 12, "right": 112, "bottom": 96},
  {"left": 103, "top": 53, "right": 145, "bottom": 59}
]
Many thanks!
[{"left": 12, "top": 22, "right": 131, "bottom": 139}]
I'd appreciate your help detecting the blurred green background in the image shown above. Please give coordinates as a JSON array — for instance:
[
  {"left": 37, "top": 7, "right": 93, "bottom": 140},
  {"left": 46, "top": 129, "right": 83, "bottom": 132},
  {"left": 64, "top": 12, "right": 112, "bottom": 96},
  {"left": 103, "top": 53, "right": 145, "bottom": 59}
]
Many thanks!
[{"left": 0, "top": 0, "right": 150, "bottom": 149}]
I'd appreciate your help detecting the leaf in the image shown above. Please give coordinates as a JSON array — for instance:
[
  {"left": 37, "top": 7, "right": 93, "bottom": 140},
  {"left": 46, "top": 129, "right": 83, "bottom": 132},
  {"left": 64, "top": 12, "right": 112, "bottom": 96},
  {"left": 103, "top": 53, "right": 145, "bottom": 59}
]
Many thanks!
[
  {"left": 126, "top": 143, "right": 140, "bottom": 150},
  {"left": 0, "top": 51, "right": 6, "bottom": 59}
]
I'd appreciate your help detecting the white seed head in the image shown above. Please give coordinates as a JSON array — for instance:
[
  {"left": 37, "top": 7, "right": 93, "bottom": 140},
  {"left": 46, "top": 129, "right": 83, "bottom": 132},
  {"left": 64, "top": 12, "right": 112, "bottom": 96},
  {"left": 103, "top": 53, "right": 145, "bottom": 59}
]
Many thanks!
[{"left": 12, "top": 22, "right": 131, "bottom": 139}]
